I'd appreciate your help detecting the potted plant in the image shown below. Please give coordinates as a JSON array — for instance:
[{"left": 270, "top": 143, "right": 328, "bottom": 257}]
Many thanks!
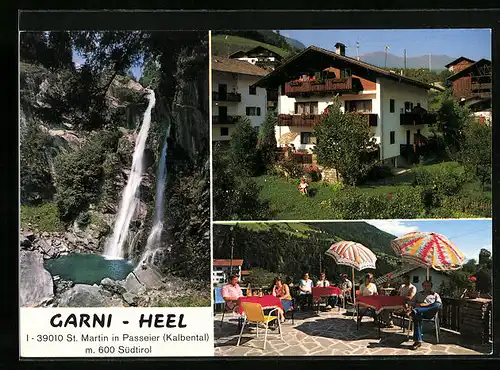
[
  {"left": 467, "top": 276, "right": 479, "bottom": 298},
  {"left": 383, "top": 274, "right": 392, "bottom": 288}
]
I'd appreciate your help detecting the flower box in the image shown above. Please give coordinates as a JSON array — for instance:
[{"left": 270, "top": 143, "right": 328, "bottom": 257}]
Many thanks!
[
  {"left": 311, "top": 80, "right": 325, "bottom": 85},
  {"left": 290, "top": 81, "right": 303, "bottom": 87}
]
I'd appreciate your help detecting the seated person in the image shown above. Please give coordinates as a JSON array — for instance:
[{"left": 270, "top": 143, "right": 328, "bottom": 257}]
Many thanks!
[
  {"left": 339, "top": 273, "right": 353, "bottom": 306},
  {"left": 316, "top": 272, "right": 338, "bottom": 310},
  {"left": 221, "top": 274, "right": 244, "bottom": 313},
  {"left": 408, "top": 280, "right": 442, "bottom": 350},
  {"left": 298, "top": 272, "right": 314, "bottom": 309},
  {"left": 298, "top": 178, "right": 309, "bottom": 195},
  {"left": 358, "top": 273, "right": 378, "bottom": 323},
  {"left": 272, "top": 277, "right": 292, "bottom": 322},
  {"left": 393, "top": 274, "right": 417, "bottom": 319}
]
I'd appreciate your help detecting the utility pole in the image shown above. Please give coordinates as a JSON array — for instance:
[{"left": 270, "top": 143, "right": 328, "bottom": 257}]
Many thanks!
[
  {"left": 356, "top": 41, "right": 360, "bottom": 61},
  {"left": 429, "top": 53, "right": 432, "bottom": 71},
  {"left": 384, "top": 45, "right": 390, "bottom": 68},
  {"left": 404, "top": 49, "right": 407, "bottom": 71},
  {"left": 229, "top": 226, "right": 234, "bottom": 278},
  {"left": 319, "top": 253, "right": 322, "bottom": 274}
]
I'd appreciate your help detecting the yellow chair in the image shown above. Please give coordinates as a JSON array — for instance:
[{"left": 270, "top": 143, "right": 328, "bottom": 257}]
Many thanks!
[{"left": 236, "top": 302, "right": 283, "bottom": 350}]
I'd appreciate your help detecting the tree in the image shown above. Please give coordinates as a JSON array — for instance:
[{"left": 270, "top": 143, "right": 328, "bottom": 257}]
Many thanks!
[
  {"left": 435, "top": 99, "right": 472, "bottom": 155},
  {"left": 258, "top": 110, "right": 278, "bottom": 168},
  {"left": 456, "top": 118, "right": 492, "bottom": 190},
  {"left": 229, "top": 117, "right": 259, "bottom": 176},
  {"left": 313, "top": 97, "right": 378, "bottom": 185},
  {"left": 478, "top": 248, "right": 492, "bottom": 267},
  {"left": 47, "top": 31, "right": 74, "bottom": 71}
]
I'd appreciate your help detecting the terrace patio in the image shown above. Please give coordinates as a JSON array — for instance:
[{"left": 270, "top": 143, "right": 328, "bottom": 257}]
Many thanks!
[{"left": 214, "top": 308, "right": 491, "bottom": 356}]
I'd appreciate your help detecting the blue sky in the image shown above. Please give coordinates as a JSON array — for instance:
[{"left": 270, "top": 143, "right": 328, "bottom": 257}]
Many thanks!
[
  {"left": 367, "top": 219, "right": 492, "bottom": 262},
  {"left": 281, "top": 29, "right": 491, "bottom": 60}
]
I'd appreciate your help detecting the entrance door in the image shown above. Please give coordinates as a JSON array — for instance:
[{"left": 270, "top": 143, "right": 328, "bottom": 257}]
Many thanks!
[
  {"left": 218, "top": 84, "right": 227, "bottom": 100},
  {"left": 218, "top": 106, "right": 228, "bottom": 123},
  {"left": 406, "top": 130, "right": 411, "bottom": 145}
]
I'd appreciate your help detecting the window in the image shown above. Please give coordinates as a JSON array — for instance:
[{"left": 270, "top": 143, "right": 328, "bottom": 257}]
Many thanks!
[
  {"left": 300, "top": 132, "right": 316, "bottom": 144},
  {"left": 390, "top": 99, "right": 395, "bottom": 113},
  {"left": 249, "top": 85, "right": 256, "bottom": 95},
  {"left": 220, "top": 127, "right": 229, "bottom": 136},
  {"left": 295, "top": 102, "right": 319, "bottom": 114},
  {"left": 257, "top": 107, "right": 261, "bottom": 116},
  {"left": 404, "top": 101, "right": 414, "bottom": 112},
  {"left": 246, "top": 107, "right": 258, "bottom": 116},
  {"left": 345, "top": 100, "right": 372, "bottom": 113},
  {"left": 412, "top": 276, "right": 419, "bottom": 284},
  {"left": 280, "top": 84, "right": 286, "bottom": 95},
  {"left": 390, "top": 131, "right": 395, "bottom": 144}
]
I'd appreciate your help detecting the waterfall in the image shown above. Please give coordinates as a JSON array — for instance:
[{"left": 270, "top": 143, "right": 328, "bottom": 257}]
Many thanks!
[
  {"left": 103, "top": 89, "right": 156, "bottom": 259},
  {"left": 141, "top": 128, "right": 170, "bottom": 264}
]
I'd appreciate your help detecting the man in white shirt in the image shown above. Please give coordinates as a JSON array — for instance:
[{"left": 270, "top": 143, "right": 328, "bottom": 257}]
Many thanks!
[
  {"left": 339, "top": 273, "right": 353, "bottom": 307},
  {"left": 399, "top": 274, "right": 417, "bottom": 302},
  {"left": 315, "top": 272, "right": 337, "bottom": 309},
  {"left": 298, "top": 272, "right": 314, "bottom": 309}
]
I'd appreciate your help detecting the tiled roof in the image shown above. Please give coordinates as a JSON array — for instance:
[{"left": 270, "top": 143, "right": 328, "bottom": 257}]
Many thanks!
[
  {"left": 444, "top": 56, "right": 476, "bottom": 68},
  {"left": 212, "top": 55, "right": 269, "bottom": 76},
  {"left": 213, "top": 259, "right": 244, "bottom": 267}
]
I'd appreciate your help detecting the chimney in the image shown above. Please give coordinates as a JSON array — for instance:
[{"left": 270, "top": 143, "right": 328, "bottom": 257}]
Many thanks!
[{"left": 334, "top": 42, "right": 346, "bottom": 56}]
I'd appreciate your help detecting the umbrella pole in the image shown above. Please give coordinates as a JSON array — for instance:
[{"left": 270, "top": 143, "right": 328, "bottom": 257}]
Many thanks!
[
  {"left": 352, "top": 267, "right": 356, "bottom": 321},
  {"left": 426, "top": 267, "right": 429, "bottom": 281}
]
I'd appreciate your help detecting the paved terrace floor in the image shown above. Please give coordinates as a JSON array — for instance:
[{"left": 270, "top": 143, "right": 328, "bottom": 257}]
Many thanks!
[{"left": 214, "top": 308, "right": 492, "bottom": 356}]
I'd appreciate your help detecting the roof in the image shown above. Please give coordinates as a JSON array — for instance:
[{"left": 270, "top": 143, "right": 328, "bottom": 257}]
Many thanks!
[
  {"left": 241, "top": 270, "right": 250, "bottom": 275},
  {"left": 213, "top": 259, "right": 244, "bottom": 267},
  {"left": 212, "top": 55, "right": 269, "bottom": 77},
  {"left": 447, "top": 58, "right": 492, "bottom": 81},
  {"left": 253, "top": 45, "right": 442, "bottom": 91},
  {"left": 229, "top": 50, "right": 249, "bottom": 58},
  {"left": 246, "top": 45, "right": 284, "bottom": 58},
  {"left": 444, "top": 56, "right": 476, "bottom": 68}
]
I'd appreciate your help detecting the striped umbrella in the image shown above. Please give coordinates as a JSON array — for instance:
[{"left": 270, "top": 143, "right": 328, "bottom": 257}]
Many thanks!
[
  {"left": 325, "top": 241, "right": 377, "bottom": 314},
  {"left": 391, "top": 232, "right": 465, "bottom": 279}
]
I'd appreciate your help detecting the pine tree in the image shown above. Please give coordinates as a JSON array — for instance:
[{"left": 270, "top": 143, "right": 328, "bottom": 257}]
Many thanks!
[
  {"left": 258, "top": 110, "right": 278, "bottom": 168},
  {"left": 229, "top": 117, "right": 259, "bottom": 176}
]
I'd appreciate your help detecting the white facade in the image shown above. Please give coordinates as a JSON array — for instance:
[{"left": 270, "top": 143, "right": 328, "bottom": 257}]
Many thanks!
[
  {"left": 235, "top": 56, "right": 277, "bottom": 65},
  {"left": 408, "top": 268, "right": 449, "bottom": 294},
  {"left": 212, "top": 70, "right": 267, "bottom": 141},
  {"left": 212, "top": 265, "right": 242, "bottom": 284},
  {"left": 275, "top": 77, "right": 431, "bottom": 165}
]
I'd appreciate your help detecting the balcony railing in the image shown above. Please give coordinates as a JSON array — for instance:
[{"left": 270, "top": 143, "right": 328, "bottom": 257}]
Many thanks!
[
  {"left": 278, "top": 112, "right": 377, "bottom": 127},
  {"left": 277, "top": 114, "right": 321, "bottom": 127},
  {"left": 212, "top": 91, "right": 241, "bottom": 102},
  {"left": 400, "top": 113, "right": 437, "bottom": 125},
  {"left": 284, "top": 77, "right": 357, "bottom": 96},
  {"left": 471, "top": 83, "right": 492, "bottom": 91},
  {"left": 212, "top": 115, "right": 241, "bottom": 125}
]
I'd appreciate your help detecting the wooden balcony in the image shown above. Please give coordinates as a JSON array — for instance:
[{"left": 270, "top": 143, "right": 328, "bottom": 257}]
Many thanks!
[
  {"left": 212, "top": 91, "right": 241, "bottom": 102},
  {"left": 400, "top": 112, "right": 437, "bottom": 126},
  {"left": 471, "top": 82, "right": 492, "bottom": 91},
  {"left": 277, "top": 114, "right": 321, "bottom": 127},
  {"left": 212, "top": 115, "right": 241, "bottom": 125},
  {"left": 284, "top": 77, "right": 358, "bottom": 97}
]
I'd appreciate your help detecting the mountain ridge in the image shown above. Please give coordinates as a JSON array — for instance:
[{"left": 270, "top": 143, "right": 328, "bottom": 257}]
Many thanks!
[{"left": 359, "top": 51, "right": 457, "bottom": 71}]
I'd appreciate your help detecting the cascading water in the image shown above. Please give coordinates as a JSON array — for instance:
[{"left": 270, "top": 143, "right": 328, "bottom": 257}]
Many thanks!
[
  {"left": 103, "top": 89, "right": 156, "bottom": 259},
  {"left": 141, "top": 127, "right": 170, "bottom": 264}
]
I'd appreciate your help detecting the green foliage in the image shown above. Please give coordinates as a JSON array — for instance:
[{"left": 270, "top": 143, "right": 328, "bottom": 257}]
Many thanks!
[
  {"left": 54, "top": 130, "right": 121, "bottom": 221},
  {"left": 258, "top": 110, "right": 278, "bottom": 168},
  {"left": 456, "top": 118, "right": 492, "bottom": 190},
  {"left": 413, "top": 162, "right": 467, "bottom": 196},
  {"left": 438, "top": 191, "right": 491, "bottom": 218},
  {"left": 271, "top": 158, "right": 304, "bottom": 179},
  {"left": 210, "top": 33, "right": 291, "bottom": 57},
  {"left": 76, "top": 211, "right": 91, "bottom": 227},
  {"left": 153, "top": 294, "right": 211, "bottom": 307},
  {"left": 244, "top": 268, "right": 279, "bottom": 289},
  {"left": 304, "top": 165, "right": 322, "bottom": 182},
  {"left": 229, "top": 117, "right": 259, "bottom": 176},
  {"left": 20, "top": 121, "right": 56, "bottom": 204},
  {"left": 314, "top": 98, "right": 378, "bottom": 185},
  {"left": 364, "top": 163, "right": 393, "bottom": 182},
  {"left": 435, "top": 99, "right": 473, "bottom": 155},
  {"left": 139, "top": 57, "right": 161, "bottom": 89},
  {"left": 213, "top": 145, "right": 271, "bottom": 221},
  {"left": 20, "top": 203, "right": 64, "bottom": 232}
]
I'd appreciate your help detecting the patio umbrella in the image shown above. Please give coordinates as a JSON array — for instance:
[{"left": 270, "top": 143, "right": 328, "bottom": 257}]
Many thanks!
[
  {"left": 325, "top": 241, "right": 377, "bottom": 314},
  {"left": 391, "top": 232, "right": 465, "bottom": 280}
]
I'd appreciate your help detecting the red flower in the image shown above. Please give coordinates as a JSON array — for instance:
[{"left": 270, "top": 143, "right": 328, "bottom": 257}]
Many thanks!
[
  {"left": 388, "top": 193, "right": 392, "bottom": 200},
  {"left": 387, "top": 274, "right": 393, "bottom": 279},
  {"left": 469, "top": 276, "right": 477, "bottom": 282}
]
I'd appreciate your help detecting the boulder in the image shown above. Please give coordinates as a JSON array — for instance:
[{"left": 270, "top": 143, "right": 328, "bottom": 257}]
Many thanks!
[
  {"left": 37, "top": 239, "right": 58, "bottom": 259},
  {"left": 133, "top": 263, "right": 164, "bottom": 290},
  {"left": 124, "top": 272, "right": 147, "bottom": 295},
  {"left": 20, "top": 251, "right": 54, "bottom": 307},
  {"left": 20, "top": 236, "right": 32, "bottom": 248},
  {"left": 56, "top": 284, "right": 125, "bottom": 307},
  {"left": 100, "top": 278, "right": 126, "bottom": 295},
  {"left": 122, "top": 292, "right": 139, "bottom": 306},
  {"left": 23, "top": 231, "right": 36, "bottom": 242}
]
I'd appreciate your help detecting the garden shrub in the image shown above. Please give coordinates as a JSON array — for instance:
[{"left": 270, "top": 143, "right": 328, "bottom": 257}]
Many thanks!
[
  {"left": 364, "top": 163, "right": 393, "bottom": 182},
  {"left": 20, "top": 203, "right": 64, "bottom": 232},
  {"left": 413, "top": 162, "right": 467, "bottom": 196},
  {"left": 273, "top": 158, "right": 303, "bottom": 179},
  {"left": 76, "top": 211, "right": 91, "bottom": 227},
  {"left": 440, "top": 191, "right": 492, "bottom": 218},
  {"left": 304, "top": 165, "right": 322, "bottom": 182}
]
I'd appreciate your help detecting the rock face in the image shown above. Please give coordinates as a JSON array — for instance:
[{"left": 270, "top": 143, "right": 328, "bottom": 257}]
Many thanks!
[
  {"left": 56, "top": 284, "right": 125, "bottom": 307},
  {"left": 20, "top": 251, "right": 54, "bottom": 307}
]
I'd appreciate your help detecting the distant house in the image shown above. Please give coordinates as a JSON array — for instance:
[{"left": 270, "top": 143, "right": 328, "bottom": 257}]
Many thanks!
[
  {"left": 212, "top": 259, "right": 244, "bottom": 284},
  {"left": 376, "top": 265, "right": 452, "bottom": 293},
  {"left": 445, "top": 56, "right": 476, "bottom": 73},
  {"left": 253, "top": 43, "right": 442, "bottom": 167},
  {"left": 211, "top": 56, "right": 268, "bottom": 141},
  {"left": 446, "top": 57, "right": 492, "bottom": 120},
  {"left": 230, "top": 46, "right": 284, "bottom": 110}
]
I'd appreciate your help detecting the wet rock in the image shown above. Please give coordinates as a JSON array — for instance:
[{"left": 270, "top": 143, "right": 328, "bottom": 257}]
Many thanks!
[
  {"left": 56, "top": 285, "right": 125, "bottom": 307},
  {"left": 123, "top": 292, "right": 139, "bottom": 306},
  {"left": 20, "top": 251, "right": 54, "bottom": 307},
  {"left": 65, "top": 232, "right": 77, "bottom": 245},
  {"left": 23, "top": 231, "right": 36, "bottom": 242},
  {"left": 101, "top": 278, "right": 126, "bottom": 295},
  {"left": 124, "top": 271, "right": 147, "bottom": 295}
]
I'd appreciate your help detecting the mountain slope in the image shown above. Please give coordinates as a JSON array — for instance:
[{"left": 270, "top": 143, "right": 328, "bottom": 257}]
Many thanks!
[
  {"left": 211, "top": 34, "right": 290, "bottom": 57},
  {"left": 283, "top": 35, "right": 306, "bottom": 50},
  {"left": 360, "top": 51, "right": 455, "bottom": 71}
]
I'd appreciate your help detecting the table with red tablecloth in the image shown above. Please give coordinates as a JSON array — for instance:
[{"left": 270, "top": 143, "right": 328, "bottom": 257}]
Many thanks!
[
  {"left": 356, "top": 295, "right": 406, "bottom": 338},
  {"left": 312, "top": 286, "right": 342, "bottom": 302},
  {"left": 238, "top": 295, "right": 284, "bottom": 315}
]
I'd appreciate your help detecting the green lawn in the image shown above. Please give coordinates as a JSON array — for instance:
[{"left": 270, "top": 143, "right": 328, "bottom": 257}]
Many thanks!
[
  {"left": 211, "top": 35, "right": 290, "bottom": 58},
  {"left": 253, "top": 162, "right": 491, "bottom": 220},
  {"left": 217, "top": 221, "right": 317, "bottom": 238}
]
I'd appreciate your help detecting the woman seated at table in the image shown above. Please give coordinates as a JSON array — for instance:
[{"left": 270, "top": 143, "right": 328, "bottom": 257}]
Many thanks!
[
  {"left": 358, "top": 273, "right": 382, "bottom": 324},
  {"left": 271, "top": 277, "right": 292, "bottom": 322},
  {"left": 407, "top": 280, "right": 442, "bottom": 350}
]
